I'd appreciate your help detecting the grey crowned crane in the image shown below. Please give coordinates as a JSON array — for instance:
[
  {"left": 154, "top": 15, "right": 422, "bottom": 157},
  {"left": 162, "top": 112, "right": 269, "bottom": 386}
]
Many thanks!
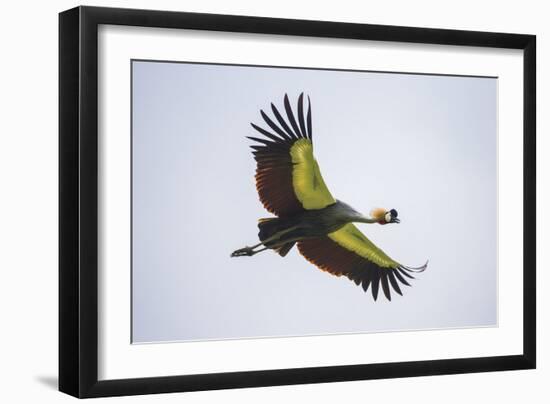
[{"left": 231, "top": 93, "right": 428, "bottom": 301}]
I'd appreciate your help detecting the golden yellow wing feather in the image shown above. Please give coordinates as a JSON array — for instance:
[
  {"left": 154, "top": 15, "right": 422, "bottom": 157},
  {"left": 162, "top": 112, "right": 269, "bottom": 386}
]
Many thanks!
[
  {"left": 328, "top": 224, "right": 400, "bottom": 268},
  {"left": 289, "top": 139, "right": 336, "bottom": 210}
]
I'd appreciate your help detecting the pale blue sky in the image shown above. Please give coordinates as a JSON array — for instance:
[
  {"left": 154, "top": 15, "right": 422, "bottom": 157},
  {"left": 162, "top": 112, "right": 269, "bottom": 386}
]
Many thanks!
[{"left": 131, "top": 60, "right": 497, "bottom": 343}]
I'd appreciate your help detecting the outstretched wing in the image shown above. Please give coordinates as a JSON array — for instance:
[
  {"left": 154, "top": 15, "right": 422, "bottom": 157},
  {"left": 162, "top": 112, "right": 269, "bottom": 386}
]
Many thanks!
[
  {"left": 298, "top": 224, "right": 427, "bottom": 301},
  {"left": 248, "top": 93, "right": 336, "bottom": 217}
]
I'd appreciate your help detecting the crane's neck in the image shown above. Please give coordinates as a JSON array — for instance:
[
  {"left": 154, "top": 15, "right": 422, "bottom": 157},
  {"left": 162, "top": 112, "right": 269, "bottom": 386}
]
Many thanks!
[
  {"left": 353, "top": 215, "right": 378, "bottom": 224},
  {"left": 335, "top": 200, "right": 379, "bottom": 224}
]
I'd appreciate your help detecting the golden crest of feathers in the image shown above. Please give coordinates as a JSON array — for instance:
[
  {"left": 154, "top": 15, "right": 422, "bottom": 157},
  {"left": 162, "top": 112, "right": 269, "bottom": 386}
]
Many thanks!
[{"left": 370, "top": 207, "right": 387, "bottom": 221}]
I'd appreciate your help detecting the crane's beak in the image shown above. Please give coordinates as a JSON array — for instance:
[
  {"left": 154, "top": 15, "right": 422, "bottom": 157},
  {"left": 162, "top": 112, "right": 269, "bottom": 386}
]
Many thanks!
[{"left": 391, "top": 217, "right": 400, "bottom": 224}]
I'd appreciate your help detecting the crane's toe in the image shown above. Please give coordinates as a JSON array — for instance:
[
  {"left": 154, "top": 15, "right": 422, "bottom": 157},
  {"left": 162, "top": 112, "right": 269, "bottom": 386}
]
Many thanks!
[{"left": 231, "top": 246, "right": 254, "bottom": 257}]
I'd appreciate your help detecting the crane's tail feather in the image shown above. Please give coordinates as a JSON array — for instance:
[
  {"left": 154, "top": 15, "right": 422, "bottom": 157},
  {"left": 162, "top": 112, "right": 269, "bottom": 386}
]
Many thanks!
[
  {"left": 258, "top": 217, "right": 286, "bottom": 242},
  {"left": 257, "top": 218, "right": 297, "bottom": 256},
  {"left": 275, "top": 242, "right": 296, "bottom": 257}
]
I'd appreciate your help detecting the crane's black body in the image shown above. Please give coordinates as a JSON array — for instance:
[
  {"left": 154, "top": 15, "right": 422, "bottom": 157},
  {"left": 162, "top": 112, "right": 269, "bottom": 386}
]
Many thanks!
[{"left": 254, "top": 200, "right": 364, "bottom": 254}]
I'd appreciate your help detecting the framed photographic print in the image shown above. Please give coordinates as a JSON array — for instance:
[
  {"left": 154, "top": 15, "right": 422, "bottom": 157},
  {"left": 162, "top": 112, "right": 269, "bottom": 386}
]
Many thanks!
[{"left": 59, "top": 6, "right": 536, "bottom": 398}]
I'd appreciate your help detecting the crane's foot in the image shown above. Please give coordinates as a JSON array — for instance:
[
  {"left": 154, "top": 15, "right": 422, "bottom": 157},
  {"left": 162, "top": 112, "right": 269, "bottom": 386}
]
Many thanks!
[{"left": 231, "top": 246, "right": 255, "bottom": 257}]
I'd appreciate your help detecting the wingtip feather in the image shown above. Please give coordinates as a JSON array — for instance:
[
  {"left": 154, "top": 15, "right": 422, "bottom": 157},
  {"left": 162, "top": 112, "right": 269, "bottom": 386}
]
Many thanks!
[{"left": 404, "top": 260, "right": 429, "bottom": 273}]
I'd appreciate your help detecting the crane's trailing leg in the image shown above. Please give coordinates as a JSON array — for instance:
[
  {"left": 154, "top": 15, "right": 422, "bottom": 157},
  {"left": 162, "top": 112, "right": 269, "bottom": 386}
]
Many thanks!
[{"left": 231, "top": 221, "right": 300, "bottom": 257}]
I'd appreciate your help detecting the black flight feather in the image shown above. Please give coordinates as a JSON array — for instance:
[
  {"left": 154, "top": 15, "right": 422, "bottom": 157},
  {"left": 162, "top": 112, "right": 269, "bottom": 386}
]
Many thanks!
[
  {"left": 250, "top": 123, "right": 283, "bottom": 143},
  {"left": 306, "top": 96, "right": 312, "bottom": 139},
  {"left": 388, "top": 271, "right": 403, "bottom": 296},
  {"left": 381, "top": 274, "right": 392, "bottom": 301},
  {"left": 271, "top": 103, "right": 297, "bottom": 140},
  {"left": 260, "top": 110, "right": 292, "bottom": 141},
  {"left": 284, "top": 93, "right": 303, "bottom": 139},
  {"left": 297, "top": 93, "right": 307, "bottom": 139},
  {"left": 393, "top": 269, "right": 412, "bottom": 287}
]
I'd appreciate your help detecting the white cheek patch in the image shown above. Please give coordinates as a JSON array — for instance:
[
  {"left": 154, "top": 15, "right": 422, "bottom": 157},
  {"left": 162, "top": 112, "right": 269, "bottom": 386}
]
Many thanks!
[{"left": 385, "top": 212, "right": 392, "bottom": 222}]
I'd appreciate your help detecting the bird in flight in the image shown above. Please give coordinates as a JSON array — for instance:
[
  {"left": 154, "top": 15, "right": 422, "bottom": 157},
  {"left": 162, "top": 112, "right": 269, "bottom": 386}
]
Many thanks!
[{"left": 231, "top": 93, "right": 427, "bottom": 301}]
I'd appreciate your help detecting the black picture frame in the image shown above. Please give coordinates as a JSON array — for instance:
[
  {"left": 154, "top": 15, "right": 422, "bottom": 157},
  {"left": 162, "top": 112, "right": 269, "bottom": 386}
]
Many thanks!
[{"left": 59, "top": 5, "right": 536, "bottom": 398}]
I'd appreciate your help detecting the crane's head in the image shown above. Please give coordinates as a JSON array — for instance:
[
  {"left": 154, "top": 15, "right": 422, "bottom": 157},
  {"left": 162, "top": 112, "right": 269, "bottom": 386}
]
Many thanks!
[{"left": 370, "top": 208, "right": 400, "bottom": 224}]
